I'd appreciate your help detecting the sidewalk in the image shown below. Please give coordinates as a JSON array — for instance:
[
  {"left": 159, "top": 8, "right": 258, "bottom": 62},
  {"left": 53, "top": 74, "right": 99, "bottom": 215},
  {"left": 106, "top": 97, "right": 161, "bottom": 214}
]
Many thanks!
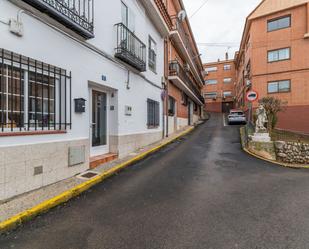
[{"left": 0, "top": 125, "right": 198, "bottom": 227}]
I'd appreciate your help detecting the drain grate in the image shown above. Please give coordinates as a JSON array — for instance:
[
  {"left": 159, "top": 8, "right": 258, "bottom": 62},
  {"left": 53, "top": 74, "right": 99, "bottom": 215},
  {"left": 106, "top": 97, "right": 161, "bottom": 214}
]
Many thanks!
[{"left": 77, "top": 171, "right": 100, "bottom": 180}]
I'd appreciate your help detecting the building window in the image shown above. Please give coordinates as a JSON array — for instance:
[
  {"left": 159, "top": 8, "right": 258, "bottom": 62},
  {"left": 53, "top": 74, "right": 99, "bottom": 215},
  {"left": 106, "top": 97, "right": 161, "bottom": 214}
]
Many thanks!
[
  {"left": 268, "top": 15, "right": 291, "bottom": 32},
  {"left": 147, "top": 99, "right": 159, "bottom": 128},
  {"left": 223, "top": 91, "right": 232, "bottom": 98},
  {"left": 148, "top": 36, "right": 157, "bottom": 73},
  {"left": 181, "top": 91, "right": 188, "bottom": 106},
  {"left": 193, "top": 102, "right": 198, "bottom": 112},
  {"left": 168, "top": 96, "right": 175, "bottom": 116},
  {"left": 121, "top": 1, "right": 128, "bottom": 27},
  {"left": 268, "top": 48, "right": 290, "bottom": 62},
  {"left": 205, "top": 67, "right": 217, "bottom": 73},
  {"left": 121, "top": 1, "right": 135, "bottom": 31},
  {"left": 204, "top": 92, "right": 217, "bottom": 99},
  {"left": 268, "top": 80, "right": 291, "bottom": 93},
  {"left": 0, "top": 49, "right": 71, "bottom": 132},
  {"left": 223, "top": 64, "right": 231, "bottom": 70},
  {"left": 205, "top": 79, "right": 217, "bottom": 85},
  {"left": 223, "top": 78, "right": 232, "bottom": 83}
]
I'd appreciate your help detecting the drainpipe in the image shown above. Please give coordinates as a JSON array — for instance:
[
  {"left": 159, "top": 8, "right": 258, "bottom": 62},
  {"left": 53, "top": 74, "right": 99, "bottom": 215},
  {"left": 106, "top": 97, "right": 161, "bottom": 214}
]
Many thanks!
[
  {"left": 166, "top": 38, "right": 170, "bottom": 137},
  {"left": 305, "top": 3, "right": 309, "bottom": 38}
]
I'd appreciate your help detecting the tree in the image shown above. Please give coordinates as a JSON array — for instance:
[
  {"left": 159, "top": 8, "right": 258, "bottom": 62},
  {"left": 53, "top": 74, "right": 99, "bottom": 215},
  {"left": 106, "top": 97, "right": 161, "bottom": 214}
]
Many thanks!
[{"left": 258, "top": 97, "right": 287, "bottom": 132}]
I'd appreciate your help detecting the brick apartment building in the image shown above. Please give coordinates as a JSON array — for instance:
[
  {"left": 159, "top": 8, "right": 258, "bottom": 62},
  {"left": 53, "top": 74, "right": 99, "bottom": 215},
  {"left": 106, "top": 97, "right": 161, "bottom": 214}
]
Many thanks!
[
  {"left": 203, "top": 58, "right": 236, "bottom": 113},
  {"left": 235, "top": 0, "right": 309, "bottom": 134},
  {"left": 159, "top": 0, "right": 205, "bottom": 136},
  {"left": 202, "top": 0, "right": 309, "bottom": 134}
]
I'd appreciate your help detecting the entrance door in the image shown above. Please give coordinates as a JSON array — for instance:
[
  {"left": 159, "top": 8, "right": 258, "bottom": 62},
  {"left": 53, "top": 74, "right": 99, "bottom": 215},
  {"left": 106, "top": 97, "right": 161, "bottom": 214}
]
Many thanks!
[
  {"left": 91, "top": 90, "right": 108, "bottom": 156},
  {"left": 222, "top": 102, "right": 233, "bottom": 113},
  {"left": 188, "top": 102, "right": 191, "bottom": 125}
]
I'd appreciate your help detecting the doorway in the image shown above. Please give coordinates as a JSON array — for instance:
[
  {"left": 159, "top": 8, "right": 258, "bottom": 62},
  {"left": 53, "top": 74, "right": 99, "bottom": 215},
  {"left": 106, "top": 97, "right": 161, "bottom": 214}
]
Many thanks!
[
  {"left": 222, "top": 102, "right": 233, "bottom": 113},
  {"left": 91, "top": 90, "right": 108, "bottom": 156}
]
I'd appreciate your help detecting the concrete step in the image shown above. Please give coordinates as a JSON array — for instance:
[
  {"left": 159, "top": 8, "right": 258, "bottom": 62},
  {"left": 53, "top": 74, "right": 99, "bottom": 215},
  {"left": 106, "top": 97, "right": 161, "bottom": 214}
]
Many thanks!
[{"left": 90, "top": 153, "right": 118, "bottom": 169}]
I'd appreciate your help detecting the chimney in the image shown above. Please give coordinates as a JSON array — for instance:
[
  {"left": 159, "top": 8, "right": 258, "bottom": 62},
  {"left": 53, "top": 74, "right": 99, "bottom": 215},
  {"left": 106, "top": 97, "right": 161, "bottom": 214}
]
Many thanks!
[{"left": 225, "top": 52, "right": 229, "bottom": 61}]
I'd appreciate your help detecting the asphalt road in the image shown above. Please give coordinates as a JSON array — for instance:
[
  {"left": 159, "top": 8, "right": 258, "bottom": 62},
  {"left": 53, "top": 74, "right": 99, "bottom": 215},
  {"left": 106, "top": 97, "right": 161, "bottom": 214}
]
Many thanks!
[{"left": 1, "top": 114, "right": 309, "bottom": 249}]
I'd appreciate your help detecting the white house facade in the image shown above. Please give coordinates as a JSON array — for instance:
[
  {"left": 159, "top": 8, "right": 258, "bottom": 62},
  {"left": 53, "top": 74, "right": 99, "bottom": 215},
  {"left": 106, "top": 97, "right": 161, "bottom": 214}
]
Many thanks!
[{"left": 0, "top": 0, "right": 169, "bottom": 200}]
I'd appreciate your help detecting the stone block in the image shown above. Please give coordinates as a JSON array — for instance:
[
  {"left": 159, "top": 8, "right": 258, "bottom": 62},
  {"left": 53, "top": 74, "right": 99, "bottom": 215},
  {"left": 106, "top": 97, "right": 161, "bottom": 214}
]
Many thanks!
[
  {"left": 248, "top": 141, "right": 276, "bottom": 161},
  {"left": 274, "top": 141, "right": 286, "bottom": 150}
]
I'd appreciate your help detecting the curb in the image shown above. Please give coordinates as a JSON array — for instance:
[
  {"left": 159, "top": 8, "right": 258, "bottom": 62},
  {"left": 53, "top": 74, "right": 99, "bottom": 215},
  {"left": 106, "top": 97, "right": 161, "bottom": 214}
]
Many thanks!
[
  {"left": 240, "top": 127, "right": 309, "bottom": 169},
  {"left": 0, "top": 126, "right": 195, "bottom": 233}
]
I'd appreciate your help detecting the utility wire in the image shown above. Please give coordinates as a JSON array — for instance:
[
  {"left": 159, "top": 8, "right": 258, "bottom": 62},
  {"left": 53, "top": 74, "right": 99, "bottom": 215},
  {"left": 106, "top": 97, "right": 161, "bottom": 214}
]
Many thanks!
[
  {"left": 189, "top": 0, "right": 210, "bottom": 19},
  {"left": 198, "top": 43, "right": 239, "bottom": 47}
]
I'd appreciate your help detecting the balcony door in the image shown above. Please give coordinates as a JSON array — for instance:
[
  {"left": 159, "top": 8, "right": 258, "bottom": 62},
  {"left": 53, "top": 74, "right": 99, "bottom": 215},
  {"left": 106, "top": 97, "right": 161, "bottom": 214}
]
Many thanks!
[{"left": 91, "top": 90, "right": 108, "bottom": 156}]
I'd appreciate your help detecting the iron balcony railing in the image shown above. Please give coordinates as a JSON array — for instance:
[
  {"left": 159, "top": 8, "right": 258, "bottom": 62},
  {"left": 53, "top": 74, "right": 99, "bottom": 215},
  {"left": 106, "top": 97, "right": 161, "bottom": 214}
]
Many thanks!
[
  {"left": 22, "top": 0, "right": 94, "bottom": 39},
  {"left": 171, "top": 17, "right": 195, "bottom": 62},
  {"left": 115, "top": 23, "right": 146, "bottom": 72},
  {"left": 169, "top": 60, "right": 204, "bottom": 104}
]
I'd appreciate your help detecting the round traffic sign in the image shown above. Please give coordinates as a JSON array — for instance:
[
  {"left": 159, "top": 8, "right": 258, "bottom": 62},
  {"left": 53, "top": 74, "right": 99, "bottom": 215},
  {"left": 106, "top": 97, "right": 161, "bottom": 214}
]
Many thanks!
[{"left": 246, "top": 90, "right": 258, "bottom": 102}]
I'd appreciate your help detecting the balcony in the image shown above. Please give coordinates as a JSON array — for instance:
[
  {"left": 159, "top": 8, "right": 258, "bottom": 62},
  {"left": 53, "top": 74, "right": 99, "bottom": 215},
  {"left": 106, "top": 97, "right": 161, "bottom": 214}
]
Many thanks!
[
  {"left": 139, "top": 0, "right": 171, "bottom": 36},
  {"left": 170, "top": 17, "right": 203, "bottom": 86},
  {"left": 168, "top": 60, "right": 204, "bottom": 105},
  {"left": 115, "top": 23, "right": 146, "bottom": 72},
  {"left": 22, "top": 0, "right": 94, "bottom": 39}
]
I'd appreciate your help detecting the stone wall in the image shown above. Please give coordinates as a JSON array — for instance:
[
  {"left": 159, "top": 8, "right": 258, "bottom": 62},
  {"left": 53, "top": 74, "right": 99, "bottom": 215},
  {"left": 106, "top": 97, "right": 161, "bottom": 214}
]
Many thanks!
[{"left": 275, "top": 141, "right": 309, "bottom": 164}]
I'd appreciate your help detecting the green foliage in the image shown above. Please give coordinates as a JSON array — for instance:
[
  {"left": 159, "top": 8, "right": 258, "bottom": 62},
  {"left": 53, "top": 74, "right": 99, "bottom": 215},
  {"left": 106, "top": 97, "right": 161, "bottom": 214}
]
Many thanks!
[{"left": 258, "top": 97, "right": 287, "bottom": 132}]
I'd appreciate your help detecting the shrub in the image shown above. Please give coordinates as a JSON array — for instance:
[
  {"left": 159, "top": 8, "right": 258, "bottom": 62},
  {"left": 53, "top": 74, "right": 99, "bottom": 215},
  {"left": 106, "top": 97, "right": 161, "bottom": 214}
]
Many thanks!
[{"left": 258, "top": 97, "right": 287, "bottom": 132}]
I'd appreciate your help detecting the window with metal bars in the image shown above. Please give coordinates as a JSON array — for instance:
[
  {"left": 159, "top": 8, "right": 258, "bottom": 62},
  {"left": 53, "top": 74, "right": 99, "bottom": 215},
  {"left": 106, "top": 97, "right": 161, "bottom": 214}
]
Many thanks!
[
  {"left": 168, "top": 96, "right": 175, "bottom": 116},
  {"left": 148, "top": 36, "right": 157, "bottom": 73},
  {"left": 147, "top": 99, "right": 160, "bottom": 128},
  {"left": 0, "top": 49, "right": 72, "bottom": 132}
]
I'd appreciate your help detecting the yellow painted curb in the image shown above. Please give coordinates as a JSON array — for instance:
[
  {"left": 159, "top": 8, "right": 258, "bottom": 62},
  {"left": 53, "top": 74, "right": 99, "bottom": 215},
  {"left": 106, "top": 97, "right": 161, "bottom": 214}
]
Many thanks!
[
  {"left": 0, "top": 127, "right": 195, "bottom": 233},
  {"left": 242, "top": 147, "right": 309, "bottom": 169}
]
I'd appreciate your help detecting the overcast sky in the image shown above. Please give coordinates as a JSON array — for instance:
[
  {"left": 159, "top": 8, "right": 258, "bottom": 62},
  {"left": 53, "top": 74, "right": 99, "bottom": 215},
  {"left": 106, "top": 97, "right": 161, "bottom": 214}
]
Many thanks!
[{"left": 182, "top": 0, "right": 261, "bottom": 63}]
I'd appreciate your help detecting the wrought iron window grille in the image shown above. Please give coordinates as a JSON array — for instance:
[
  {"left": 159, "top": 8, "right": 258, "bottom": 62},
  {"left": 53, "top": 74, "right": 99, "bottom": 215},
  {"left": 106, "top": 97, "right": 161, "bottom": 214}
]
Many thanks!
[{"left": 0, "top": 48, "right": 72, "bottom": 132}]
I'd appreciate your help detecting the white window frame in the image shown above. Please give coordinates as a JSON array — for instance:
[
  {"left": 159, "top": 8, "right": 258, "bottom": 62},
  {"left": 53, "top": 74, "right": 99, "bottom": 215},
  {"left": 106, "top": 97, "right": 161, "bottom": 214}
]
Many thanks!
[{"left": 205, "top": 79, "right": 218, "bottom": 85}]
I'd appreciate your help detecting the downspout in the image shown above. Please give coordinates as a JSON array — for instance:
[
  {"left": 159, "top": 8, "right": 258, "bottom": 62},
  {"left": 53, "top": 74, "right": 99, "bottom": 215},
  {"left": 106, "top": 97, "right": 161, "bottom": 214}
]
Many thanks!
[
  {"left": 166, "top": 38, "right": 172, "bottom": 137},
  {"left": 305, "top": 3, "right": 309, "bottom": 38},
  {"left": 162, "top": 39, "right": 168, "bottom": 139}
]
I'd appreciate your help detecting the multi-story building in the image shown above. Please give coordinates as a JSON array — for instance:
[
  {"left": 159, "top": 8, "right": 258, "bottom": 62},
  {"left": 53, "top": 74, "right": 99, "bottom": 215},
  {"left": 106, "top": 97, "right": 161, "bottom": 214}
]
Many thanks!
[
  {"left": 203, "top": 58, "right": 236, "bottom": 113},
  {"left": 160, "top": 0, "right": 204, "bottom": 136},
  {"left": 0, "top": 0, "right": 172, "bottom": 200},
  {"left": 235, "top": 0, "right": 309, "bottom": 133}
]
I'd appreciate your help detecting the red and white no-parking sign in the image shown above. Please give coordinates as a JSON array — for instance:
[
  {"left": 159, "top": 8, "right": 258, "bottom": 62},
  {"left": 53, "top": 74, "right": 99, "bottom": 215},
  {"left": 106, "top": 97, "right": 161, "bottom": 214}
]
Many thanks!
[{"left": 246, "top": 90, "right": 259, "bottom": 102}]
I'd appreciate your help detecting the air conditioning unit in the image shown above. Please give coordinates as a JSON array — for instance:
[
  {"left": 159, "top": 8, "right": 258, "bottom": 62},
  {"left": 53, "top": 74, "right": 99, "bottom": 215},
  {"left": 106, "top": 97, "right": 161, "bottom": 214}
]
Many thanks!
[
  {"left": 243, "top": 70, "right": 248, "bottom": 77},
  {"left": 184, "top": 63, "right": 190, "bottom": 72},
  {"left": 203, "top": 71, "right": 209, "bottom": 76}
]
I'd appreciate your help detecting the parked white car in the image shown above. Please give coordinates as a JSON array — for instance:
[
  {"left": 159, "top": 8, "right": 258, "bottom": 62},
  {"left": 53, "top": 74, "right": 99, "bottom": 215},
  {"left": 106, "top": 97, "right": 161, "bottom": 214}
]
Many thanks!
[{"left": 228, "top": 110, "right": 247, "bottom": 125}]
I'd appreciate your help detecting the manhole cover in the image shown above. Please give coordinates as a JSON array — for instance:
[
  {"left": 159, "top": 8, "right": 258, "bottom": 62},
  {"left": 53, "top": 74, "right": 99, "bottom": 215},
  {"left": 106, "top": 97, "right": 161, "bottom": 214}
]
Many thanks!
[{"left": 77, "top": 171, "right": 99, "bottom": 180}]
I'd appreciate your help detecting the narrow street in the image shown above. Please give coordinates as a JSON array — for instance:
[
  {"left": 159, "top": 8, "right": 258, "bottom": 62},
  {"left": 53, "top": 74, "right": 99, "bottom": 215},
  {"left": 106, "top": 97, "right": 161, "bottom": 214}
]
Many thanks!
[{"left": 1, "top": 114, "right": 309, "bottom": 249}]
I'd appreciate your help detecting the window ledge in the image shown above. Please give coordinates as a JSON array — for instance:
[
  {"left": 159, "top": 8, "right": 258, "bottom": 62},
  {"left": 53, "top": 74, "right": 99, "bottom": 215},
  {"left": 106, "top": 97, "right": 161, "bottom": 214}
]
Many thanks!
[
  {"left": 0, "top": 130, "right": 67, "bottom": 137},
  {"left": 147, "top": 126, "right": 159, "bottom": 129},
  {"left": 304, "top": 33, "right": 309, "bottom": 39}
]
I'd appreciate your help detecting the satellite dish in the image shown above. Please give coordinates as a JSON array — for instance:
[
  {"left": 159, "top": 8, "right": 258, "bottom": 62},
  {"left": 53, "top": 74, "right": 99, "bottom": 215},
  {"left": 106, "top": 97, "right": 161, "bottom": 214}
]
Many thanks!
[{"left": 177, "top": 10, "right": 187, "bottom": 22}]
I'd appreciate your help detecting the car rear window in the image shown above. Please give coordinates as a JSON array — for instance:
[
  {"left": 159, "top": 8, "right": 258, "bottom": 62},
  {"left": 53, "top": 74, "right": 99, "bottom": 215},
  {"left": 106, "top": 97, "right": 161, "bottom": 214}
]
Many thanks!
[{"left": 230, "top": 112, "right": 244, "bottom": 115}]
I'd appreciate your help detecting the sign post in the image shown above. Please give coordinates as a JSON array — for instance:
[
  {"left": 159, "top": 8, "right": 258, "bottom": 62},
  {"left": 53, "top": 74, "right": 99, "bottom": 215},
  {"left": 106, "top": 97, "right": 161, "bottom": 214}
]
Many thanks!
[{"left": 246, "top": 90, "right": 259, "bottom": 123}]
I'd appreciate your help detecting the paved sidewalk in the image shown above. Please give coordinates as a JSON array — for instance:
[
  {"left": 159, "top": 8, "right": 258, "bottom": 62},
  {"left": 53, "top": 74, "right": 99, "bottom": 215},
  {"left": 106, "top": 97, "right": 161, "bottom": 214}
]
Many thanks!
[{"left": 0, "top": 126, "right": 195, "bottom": 223}]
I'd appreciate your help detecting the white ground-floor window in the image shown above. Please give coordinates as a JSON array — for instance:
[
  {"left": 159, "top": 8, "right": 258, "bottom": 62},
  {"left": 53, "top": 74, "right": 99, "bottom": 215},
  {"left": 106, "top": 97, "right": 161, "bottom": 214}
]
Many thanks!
[{"left": 0, "top": 49, "right": 72, "bottom": 132}]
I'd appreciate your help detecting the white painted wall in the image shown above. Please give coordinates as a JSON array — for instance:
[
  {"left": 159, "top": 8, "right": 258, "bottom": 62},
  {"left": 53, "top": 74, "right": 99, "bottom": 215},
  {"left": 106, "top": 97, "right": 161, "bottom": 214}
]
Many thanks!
[{"left": 0, "top": 0, "right": 164, "bottom": 147}]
